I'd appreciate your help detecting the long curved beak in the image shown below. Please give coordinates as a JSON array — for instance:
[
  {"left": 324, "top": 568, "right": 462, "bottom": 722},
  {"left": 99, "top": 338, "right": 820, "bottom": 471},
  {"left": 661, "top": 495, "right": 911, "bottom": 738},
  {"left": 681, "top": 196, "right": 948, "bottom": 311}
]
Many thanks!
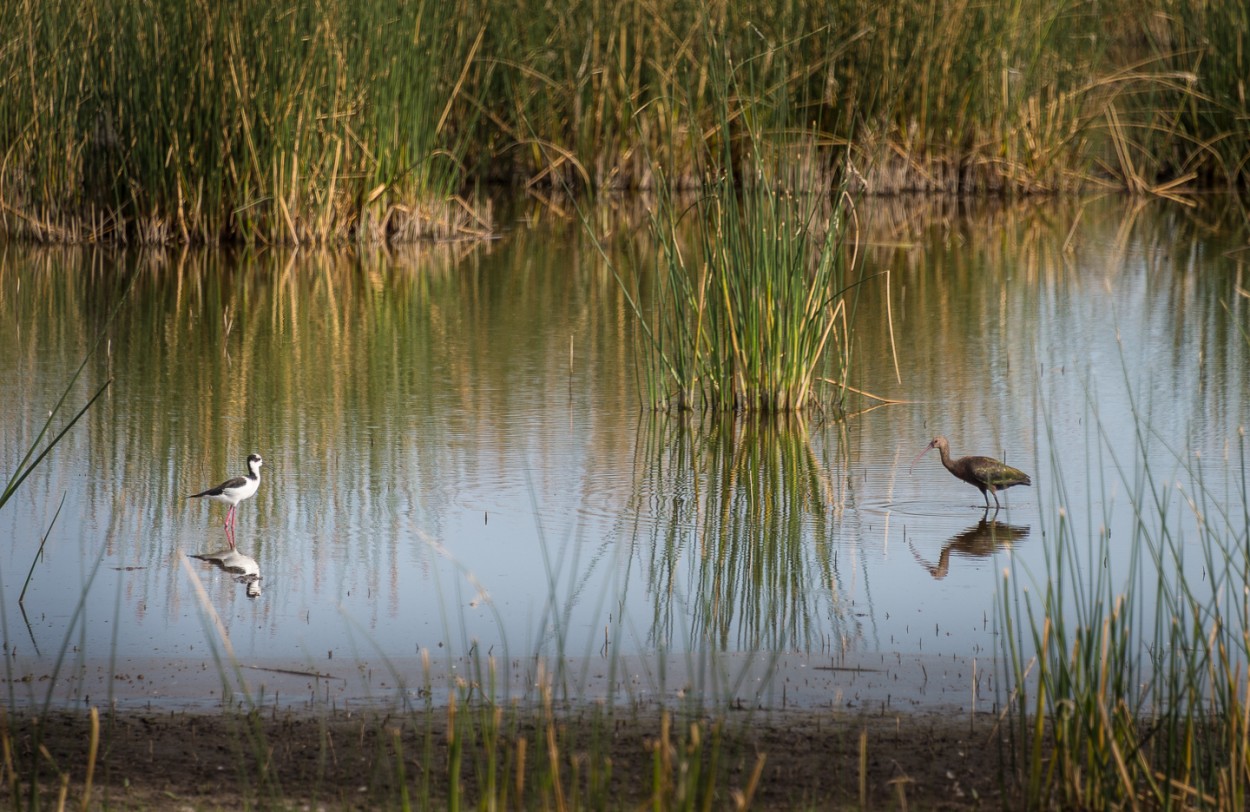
[{"left": 908, "top": 443, "right": 934, "bottom": 474}]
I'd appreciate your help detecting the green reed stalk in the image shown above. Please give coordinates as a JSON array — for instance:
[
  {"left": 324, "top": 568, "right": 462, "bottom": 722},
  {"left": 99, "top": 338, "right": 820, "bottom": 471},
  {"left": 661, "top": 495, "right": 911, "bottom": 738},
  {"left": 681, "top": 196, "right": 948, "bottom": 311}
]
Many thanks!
[
  {"left": 447, "top": 691, "right": 462, "bottom": 812},
  {"left": 0, "top": 381, "right": 111, "bottom": 511},
  {"left": 390, "top": 727, "right": 412, "bottom": 812},
  {"left": 17, "top": 494, "right": 65, "bottom": 605}
]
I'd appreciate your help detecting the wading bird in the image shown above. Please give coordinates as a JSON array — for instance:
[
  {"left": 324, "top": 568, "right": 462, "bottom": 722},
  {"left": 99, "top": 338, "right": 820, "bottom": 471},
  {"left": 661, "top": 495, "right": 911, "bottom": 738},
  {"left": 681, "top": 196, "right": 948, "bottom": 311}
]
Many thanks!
[
  {"left": 189, "top": 454, "right": 263, "bottom": 538},
  {"left": 911, "top": 436, "right": 1029, "bottom": 509}
]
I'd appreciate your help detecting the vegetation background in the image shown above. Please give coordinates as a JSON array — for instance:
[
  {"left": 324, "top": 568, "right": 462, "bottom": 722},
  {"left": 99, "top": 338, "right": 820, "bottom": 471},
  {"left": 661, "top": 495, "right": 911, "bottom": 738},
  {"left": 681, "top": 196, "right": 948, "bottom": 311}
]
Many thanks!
[
  {"left": 1, "top": 0, "right": 1246, "bottom": 244},
  {"left": 4, "top": 2, "right": 1250, "bottom": 807}
]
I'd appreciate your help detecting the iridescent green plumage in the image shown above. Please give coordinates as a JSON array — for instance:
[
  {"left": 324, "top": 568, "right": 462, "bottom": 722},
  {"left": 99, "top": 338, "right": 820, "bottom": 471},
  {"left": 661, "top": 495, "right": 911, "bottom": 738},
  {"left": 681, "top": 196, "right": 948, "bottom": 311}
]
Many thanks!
[{"left": 912, "top": 436, "right": 1031, "bottom": 509}]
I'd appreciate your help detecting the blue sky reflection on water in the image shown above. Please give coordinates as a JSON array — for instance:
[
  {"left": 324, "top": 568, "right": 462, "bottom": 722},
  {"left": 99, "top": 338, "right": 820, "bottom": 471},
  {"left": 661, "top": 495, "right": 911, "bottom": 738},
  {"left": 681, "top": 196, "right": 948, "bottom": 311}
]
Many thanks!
[{"left": 1, "top": 197, "right": 1248, "bottom": 708}]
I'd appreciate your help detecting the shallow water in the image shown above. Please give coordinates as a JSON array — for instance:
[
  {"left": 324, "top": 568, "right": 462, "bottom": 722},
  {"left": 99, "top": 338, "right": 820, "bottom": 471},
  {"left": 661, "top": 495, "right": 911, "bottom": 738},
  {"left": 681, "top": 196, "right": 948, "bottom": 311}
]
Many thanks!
[{"left": 2, "top": 196, "right": 1248, "bottom": 709}]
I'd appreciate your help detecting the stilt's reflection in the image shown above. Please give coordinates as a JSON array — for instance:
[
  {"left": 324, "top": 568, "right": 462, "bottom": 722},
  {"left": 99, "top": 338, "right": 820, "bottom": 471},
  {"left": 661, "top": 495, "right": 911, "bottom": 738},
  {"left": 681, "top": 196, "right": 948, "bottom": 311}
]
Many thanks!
[
  {"left": 910, "top": 514, "right": 1030, "bottom": 579},
  {"left": 191, "top": 546, "right": 262, "bottom": 597}
]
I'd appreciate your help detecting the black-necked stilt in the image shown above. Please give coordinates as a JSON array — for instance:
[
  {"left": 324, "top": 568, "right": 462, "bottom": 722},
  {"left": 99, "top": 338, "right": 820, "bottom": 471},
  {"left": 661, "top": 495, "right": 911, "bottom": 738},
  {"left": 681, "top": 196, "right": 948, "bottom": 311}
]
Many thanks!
[{"left": 189, "top": 453, "right": 263, "bottom": 535}]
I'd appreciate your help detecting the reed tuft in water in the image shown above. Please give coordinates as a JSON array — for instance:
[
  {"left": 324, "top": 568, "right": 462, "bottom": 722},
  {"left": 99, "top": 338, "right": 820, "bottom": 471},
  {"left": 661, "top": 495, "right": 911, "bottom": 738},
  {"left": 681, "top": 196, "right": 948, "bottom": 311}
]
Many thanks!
[{"left": 617, "top": 24, "right": 860, "bottom": 414}]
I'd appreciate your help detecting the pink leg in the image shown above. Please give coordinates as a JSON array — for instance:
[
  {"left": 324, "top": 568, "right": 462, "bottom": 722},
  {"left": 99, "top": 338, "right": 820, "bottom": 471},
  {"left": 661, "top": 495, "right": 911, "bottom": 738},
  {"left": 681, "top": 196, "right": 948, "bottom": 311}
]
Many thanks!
[{"left": 225, "top": 524, "right": 236, "bottom": 550}]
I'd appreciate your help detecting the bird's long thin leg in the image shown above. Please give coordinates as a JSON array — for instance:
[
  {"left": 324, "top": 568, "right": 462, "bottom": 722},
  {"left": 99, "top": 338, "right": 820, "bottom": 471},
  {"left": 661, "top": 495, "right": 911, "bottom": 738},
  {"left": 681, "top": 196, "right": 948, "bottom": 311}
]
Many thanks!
[{"left": 991, "top": 490, "right": 1001, "bottom": 510}]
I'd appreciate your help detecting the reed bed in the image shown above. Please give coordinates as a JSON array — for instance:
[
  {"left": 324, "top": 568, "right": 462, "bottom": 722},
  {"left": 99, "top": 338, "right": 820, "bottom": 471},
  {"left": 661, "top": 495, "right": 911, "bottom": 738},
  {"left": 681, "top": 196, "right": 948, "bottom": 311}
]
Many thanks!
[
  {"left": 2, "top": 0, "right": 1247, "bottom": 245},
  {"left": 1000, "top": 417, "right": 1250, "bottom": 808},
  {"left": 0, "top": 0, "right": 481, "bottom": 244},
  {"left": 603, "top": 18, "right": 861, "bottom": 414}
]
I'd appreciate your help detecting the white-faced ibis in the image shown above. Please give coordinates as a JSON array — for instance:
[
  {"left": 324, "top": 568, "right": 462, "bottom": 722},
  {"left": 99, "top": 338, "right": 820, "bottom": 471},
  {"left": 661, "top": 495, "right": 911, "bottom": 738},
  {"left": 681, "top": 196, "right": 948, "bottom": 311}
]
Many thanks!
[
  {"left": 911, "top": 436, "right": 1030, "bottom": 509},
  {"left": 189, "top": 453, "right": 263, "bottom": 541}
]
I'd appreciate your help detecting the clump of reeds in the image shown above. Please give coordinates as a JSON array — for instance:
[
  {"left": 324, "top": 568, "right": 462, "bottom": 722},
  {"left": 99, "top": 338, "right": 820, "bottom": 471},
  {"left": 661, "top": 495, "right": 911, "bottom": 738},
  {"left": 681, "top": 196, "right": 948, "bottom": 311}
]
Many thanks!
[
  {"left": 1150, "top": 1, "right": 1250, "bottom": 188},
  {"left": 618, "top": 22, "right": 858, "bottom": 414},
  {"left": 1000, "top": 420, "right": 1250, "bottom": 808},
  {"left": 637, "top": 184, "right": 854, "bottom": 414}
]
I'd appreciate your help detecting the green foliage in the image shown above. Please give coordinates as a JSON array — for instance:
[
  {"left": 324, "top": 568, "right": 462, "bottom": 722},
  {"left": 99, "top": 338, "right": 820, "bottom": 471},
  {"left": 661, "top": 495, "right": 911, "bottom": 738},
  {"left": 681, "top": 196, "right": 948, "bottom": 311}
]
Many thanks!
[
  {"left": 640, "top": 182, "right": 852, "bottom": 413},
  {"left": 1000, "top": 416, "right": 1250, "bottom": 808},
  {"left": 0, "top": 0, "right": 475, "bottom": 243},
  {"left": 1162, "top": 1, "right": 1250, "bottom": 186},
  {"left": 1, "top": 0, "right": 1248, "bottom": 245},
  {"left": 623, "top": 21, "right": 854, "bottom": 414}
]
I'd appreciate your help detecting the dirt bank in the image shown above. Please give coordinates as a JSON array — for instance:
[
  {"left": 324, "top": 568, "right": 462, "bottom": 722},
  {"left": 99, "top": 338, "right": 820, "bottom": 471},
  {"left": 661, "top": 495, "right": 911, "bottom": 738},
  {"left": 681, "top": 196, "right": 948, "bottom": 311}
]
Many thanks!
[{"left": 4, "top": 705, "right": 1016, "bottom": 809}]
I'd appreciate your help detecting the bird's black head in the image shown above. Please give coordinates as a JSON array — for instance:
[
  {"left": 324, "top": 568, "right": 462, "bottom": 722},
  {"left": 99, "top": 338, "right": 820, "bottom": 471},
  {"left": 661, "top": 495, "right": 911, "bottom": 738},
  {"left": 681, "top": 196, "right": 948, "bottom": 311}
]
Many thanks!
[{"left": 247, "top": 453, "right": 264, "bottom": 471}]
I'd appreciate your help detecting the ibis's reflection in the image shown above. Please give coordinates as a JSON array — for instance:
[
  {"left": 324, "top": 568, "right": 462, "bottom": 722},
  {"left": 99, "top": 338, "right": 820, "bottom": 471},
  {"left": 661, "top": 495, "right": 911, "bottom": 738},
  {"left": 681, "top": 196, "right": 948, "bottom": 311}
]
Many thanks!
[
  {"left": 911, "top": 515, "right": 1030, "bottom": 579},
  {"left": 191, "top": 546, "right": 263, "bottom": 597}
]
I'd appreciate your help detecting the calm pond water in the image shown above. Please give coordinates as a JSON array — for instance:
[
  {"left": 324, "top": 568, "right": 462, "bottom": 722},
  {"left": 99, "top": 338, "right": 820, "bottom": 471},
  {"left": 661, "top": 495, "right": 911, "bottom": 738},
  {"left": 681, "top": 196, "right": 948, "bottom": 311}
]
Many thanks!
[{"left": 2, "top": 196, "right": 1248, "bottom": 710}]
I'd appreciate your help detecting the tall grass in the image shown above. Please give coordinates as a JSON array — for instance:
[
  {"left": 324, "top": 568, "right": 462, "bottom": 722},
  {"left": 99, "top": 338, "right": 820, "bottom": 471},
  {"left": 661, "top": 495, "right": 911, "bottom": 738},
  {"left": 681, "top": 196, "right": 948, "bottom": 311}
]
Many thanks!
[
  {"left": 612, "top": 18, "right": 860, "bottom": 414},
  {"left": 1000, "top": 410, "right": 1250, "bottom": 807},
  {"left": 0, "top": 0, "right": 479, "bottom": 244},
  {"left": 2, "top": 0, "right": 1248, "bottom": 245},
  {"left": 638, "top": 184, "right": 855, "bottom": 413},
  {"left": 1044, "top": 3, "right": 1250, "bottom": 198}
]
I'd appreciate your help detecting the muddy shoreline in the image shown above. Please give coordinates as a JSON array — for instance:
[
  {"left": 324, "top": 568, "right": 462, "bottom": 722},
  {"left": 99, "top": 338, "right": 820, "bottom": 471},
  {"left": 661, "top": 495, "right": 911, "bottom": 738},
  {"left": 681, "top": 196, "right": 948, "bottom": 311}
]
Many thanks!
[
  {"left": 5, "top": 704, "right": 1015, "bottom": 809},
  {"left": 3, "top": 651, "right": 1021, "bottom": 808}
]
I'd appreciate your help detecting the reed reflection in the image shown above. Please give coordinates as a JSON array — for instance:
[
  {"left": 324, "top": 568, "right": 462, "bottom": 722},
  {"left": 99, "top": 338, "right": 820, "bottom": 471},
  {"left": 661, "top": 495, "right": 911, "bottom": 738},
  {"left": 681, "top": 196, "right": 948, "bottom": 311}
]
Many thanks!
[
  {"left": 633, "top": 413, "right": 853, "bottom": 653},
  {"left": 191, "top": 547, "right": 262, "bottom": 598},
  {"left": 910, "top": 516, "right": 1029, "bottom": 580}
]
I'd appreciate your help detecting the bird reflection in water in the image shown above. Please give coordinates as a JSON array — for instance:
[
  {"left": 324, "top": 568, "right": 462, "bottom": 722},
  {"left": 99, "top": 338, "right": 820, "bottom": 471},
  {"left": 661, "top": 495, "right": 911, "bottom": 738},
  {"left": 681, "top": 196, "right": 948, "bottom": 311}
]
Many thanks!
[
  {"left": 910, "top": 516, "right": 1030, "bottom": 579},
  {"left": 190, "top": 547, "right": 262, "bottom": 597}
]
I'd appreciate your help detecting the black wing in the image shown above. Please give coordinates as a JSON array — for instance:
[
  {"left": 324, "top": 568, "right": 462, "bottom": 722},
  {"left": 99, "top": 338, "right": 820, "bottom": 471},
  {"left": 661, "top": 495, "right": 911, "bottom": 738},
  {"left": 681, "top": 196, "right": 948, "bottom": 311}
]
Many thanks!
[{"left": 189, "top": 475, "right": 248, "bottom": 498}]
